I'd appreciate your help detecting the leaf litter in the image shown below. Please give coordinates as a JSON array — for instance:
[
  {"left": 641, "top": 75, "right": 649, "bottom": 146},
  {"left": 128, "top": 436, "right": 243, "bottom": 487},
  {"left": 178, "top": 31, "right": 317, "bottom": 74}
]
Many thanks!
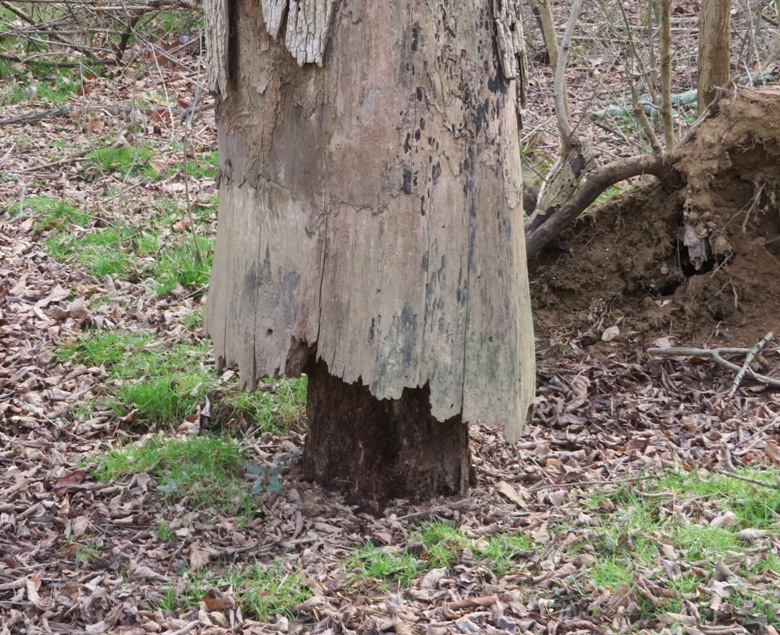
[{"left": 2, "top": 9, "right": 780, "bottom": 635}]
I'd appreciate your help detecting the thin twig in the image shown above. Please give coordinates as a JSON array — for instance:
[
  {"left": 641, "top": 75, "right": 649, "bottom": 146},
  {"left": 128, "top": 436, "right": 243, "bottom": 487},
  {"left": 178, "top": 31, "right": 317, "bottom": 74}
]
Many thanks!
[
  {"left": 553, "top": 0, "right": 584, "bottom": 150},
  {"left": 733, "top": 417, "right": 780, "bottom": 455},
  {"left": 531, "top": 474, "right": 662, "bottom": 492},
  {"left": 659, "top": 0, "right": 674, "bottom": 149},
  {"left": 714, "top": 469, "right": 780, "bottom": 490},
  {"left": 731, "top": 332, "right": 773, "bottom": 395},
  {"left": 647, "top": 345, "right": 780, "bottom": 388}
]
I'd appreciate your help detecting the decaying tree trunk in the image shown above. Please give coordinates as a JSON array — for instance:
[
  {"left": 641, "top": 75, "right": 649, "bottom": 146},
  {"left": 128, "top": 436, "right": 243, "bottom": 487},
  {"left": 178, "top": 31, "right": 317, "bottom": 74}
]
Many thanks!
[{"left": 204, "top": 0, "right": 536, "bottom": 505}]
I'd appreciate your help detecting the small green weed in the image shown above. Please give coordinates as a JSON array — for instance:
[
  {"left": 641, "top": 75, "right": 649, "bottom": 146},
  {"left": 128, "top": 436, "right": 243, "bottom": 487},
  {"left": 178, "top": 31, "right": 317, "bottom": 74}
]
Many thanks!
[
  {"left": 347, "top": 542, "right": 424, "bottom": 589},
  {"left": 157, "top": 560, "right": 310, "bottom": 619},
  {"left": 93, "top": 433, "right": 248, "bottom": 513},
  {"left": 416, "top": 522, "right": 471, "bottom": 568},
  {"left": 478, "top": 533, "right": 534, "bottom": 574},
  {"left": 182, "top": 306, "right": 205, "bottom": 331},
  {"left": 74, "top": 540, "right": 102, "bottom": 567},
  {"left": 594, "top": 183, "right": 626, "bottom": 205},
  {"left": 222, "top": 377, "right": 308, "bottom": 433},
  {"left": 156, "top": 521, "right": 174, "bottom": 542}
]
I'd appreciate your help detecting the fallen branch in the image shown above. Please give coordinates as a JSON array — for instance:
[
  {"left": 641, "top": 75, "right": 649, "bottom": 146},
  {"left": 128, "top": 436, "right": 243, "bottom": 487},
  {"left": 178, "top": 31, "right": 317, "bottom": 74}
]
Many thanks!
[
  {"left": 731, "top": 332, "right": 774, "bottom": 395},
  {"left": 0, "top": 105, "right": 133, "bottom": 127},
  {"left": 646, "top": 342, "right": 780, "bottom": 389},
  {"left": 525, "top": 152, "right": 676, "bottom": 257},
  {"left": 714, "top": 469, "right": 780, "bottom": 490}
]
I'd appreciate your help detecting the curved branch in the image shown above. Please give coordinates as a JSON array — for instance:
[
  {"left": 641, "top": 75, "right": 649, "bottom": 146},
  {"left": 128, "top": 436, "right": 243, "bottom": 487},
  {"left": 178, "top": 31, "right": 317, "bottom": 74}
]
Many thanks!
[
  {"left": 553, "top": 0, "right": 584, "bottom": 149},
  {"left": 525, "top": 153, "right": 679, "bottom": 259}
]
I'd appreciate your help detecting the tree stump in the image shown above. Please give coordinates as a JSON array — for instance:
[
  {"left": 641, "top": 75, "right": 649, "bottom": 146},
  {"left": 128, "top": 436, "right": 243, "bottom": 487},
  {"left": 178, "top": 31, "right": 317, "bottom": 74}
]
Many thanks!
[{"left": 303, "top": 359, "right": 474, "bottom": 508}]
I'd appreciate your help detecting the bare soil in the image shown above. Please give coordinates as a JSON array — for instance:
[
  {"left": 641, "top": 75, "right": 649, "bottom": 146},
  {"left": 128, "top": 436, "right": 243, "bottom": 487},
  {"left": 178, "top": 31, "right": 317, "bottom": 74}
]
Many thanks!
[{"left": 531, "top": 87, "right": 780, "bottom": 354}]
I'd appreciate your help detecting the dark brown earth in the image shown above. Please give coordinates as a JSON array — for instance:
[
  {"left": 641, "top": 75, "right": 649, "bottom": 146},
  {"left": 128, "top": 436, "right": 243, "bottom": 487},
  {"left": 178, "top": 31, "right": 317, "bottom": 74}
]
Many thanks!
[{"left": 531, "top": 87, "right": 780, "bottom": 356}]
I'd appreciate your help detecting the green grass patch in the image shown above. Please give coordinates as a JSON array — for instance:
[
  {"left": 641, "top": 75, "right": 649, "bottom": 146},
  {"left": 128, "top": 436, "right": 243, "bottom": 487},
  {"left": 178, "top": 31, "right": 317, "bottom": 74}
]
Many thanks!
[
  {"left": 87, "top": 144, "right": 156, "bottom": 179},
  {"left": 57, "top": 330, "right": 154, "bottom": 372},
  {"left": 221, "top": 377, "right": 308, "bottom": 433},
  {"left": 58, "top": 330, "right": 214, "bottom": 424},
  {"left": 166, "top": 148, "right": 219, "bottom": 181},
  {"left": 45, "top": 226, "right": 136, "bottom": 277},
  {"left": 478, "top": 532, "right": 535, "bottom": 574},
  {"left": 656, "top": 469, "right": 780, "bottom": 529},
  {"left": 5, "top": 195, "right": 91, "bottom": 227},
  {"left": 594, "top": 183, "right": 626, "bottom": 206},
  {"left": 345, "top": 523, "right": 538, "bottom": 591},
  {"left": 571, "top": 468, "right": 780, "bottom": 624},
  {"left": 34, "top": 199, "right": 212, "bottom": 295},
  {"left": 182, "top": 306, "right": 205, "bottom": 331},
  {"left": 152, "top": 238, "right": 214, "bottom": 294},
  {"left": 0, "top": 61, "right": 81, "bottom": 106},
  {"left": 157, "top": 560, "right": 310, "bottom": 619},
  {"left": 58, "top": 329, "right": 307, "bottom": 430},
  {"left": 347, "top": 543, "right": 424, "bottom": 589},
  {"left": 417, "top": 521, "right": 471, "bottom": 568},
  {"left": 118, "top": 370, "right": 212, "bottom": 423},
  {"left": 93, "top": 433, "right": 248, "bottom": 513}
]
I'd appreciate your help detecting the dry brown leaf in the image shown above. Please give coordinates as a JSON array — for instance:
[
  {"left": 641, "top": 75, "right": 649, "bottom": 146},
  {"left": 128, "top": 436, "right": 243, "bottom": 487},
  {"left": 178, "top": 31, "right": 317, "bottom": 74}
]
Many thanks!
[
  {"left": 765, "top": 440, "right": 780, "bottom": 464},
  {"left": 494, "top": 480, "right": 525, "bottom": 506}
]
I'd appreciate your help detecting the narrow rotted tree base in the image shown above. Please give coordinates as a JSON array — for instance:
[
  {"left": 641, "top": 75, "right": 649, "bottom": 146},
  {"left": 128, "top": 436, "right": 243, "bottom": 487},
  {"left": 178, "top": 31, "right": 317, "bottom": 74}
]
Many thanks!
[{"left": 303, "top": 359, "right": 475, "bottom": 510}]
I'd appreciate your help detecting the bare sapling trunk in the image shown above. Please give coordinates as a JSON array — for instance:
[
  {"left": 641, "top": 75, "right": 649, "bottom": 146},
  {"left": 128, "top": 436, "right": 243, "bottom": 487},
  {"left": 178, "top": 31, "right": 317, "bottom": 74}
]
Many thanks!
[
  {"left": 204, "top": 0, "right": 536, "bottom": 506},
  {"left": 698, "top": 0, "right": 731, "bottom": 113},
  {"left": 660, "top": 0, "right": 674, "bottom": 148},
  {"left": 525, "top": 0, "right": 684, "bottom": 257},
  {"left": 531, "top": 0, "right": 561, "bottom": 71}
]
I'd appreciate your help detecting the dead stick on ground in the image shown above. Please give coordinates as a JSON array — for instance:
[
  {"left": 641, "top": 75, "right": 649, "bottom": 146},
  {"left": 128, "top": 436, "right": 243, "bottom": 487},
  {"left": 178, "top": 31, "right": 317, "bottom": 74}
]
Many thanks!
[
  {"left": 714, "top": 469, "right": 780, "bottom": 490},
  {"left": 19, "top": 152, "right": 89, "bottom": 174},
  {"left": 734, "top": 417, "right": 780, "bottom": 455},
  {"left": 647, "top": 345, "right": 780, "bottom": 388},
  {"left": 531, "top": 474, "right": 662, "bottom": 491},
  {"left": 731, "top": 332, "right": 774, "bottom": 395}
]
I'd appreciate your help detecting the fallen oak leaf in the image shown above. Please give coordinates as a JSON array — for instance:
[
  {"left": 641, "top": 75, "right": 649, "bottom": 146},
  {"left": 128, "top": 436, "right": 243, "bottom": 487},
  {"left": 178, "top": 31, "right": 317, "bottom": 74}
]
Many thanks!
[
  {"left": 765, "top": 440, "right": 780, "bottom": 464},
  {"left": 35, "top": 284, "right": 69, "bottom": 308},
  {"left": 51, "top": 469, "right": 102, "bottom": 495}
]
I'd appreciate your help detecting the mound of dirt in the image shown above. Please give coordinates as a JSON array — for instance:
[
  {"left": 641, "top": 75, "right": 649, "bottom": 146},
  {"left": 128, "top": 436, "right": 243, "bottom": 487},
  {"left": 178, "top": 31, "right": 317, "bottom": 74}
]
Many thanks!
[{"left": 531, "top": 87, "right": 780, "bottom": 352}]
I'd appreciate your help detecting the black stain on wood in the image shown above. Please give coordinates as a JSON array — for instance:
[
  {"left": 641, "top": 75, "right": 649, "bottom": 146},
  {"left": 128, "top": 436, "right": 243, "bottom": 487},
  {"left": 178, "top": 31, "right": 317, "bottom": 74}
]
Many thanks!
[{"left": 402, "top": 168, "right": 413, "bottom": 194}]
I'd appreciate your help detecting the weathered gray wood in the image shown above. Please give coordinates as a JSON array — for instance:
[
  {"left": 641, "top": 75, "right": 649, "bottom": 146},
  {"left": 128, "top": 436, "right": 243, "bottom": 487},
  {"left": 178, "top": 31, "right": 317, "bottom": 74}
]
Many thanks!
[
  {"left": 493, "top": 0, "right": 524, "bottom": 80},
  {"left": 261, "top": 0, "right": 287, "bottom": 39},
  {"left": 205, "top": 0, "right": 536, "bottom": 441},
  {"left": 204, "top": 0, "right": 228, "bottom": 96},
  {"left": 284, "top": 0, "right": 337, "bottom": 66}
]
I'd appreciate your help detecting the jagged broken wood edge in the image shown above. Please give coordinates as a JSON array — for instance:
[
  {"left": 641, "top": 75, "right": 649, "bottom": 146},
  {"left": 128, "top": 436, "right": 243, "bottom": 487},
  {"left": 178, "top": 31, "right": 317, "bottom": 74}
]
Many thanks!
[{"left": 206, "top": 0, "right": 337, "bottom": 97}]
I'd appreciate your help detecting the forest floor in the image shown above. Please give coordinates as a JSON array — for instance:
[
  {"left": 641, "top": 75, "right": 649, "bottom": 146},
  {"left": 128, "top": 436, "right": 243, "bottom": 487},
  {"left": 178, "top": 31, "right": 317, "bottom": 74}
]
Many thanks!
[{"left": 2, "top": 4, "right": 780, "bottom": 635}]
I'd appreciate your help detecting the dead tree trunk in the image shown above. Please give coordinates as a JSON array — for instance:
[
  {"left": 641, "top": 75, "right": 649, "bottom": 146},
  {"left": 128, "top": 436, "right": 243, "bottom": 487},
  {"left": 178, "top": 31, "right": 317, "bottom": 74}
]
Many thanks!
[{"left": 204, "top": 0, "right": 536, "bottom": 505}]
